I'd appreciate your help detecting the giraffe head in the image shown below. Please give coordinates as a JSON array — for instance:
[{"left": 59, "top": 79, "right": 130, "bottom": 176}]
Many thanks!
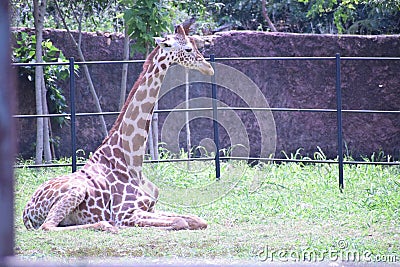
[{"left": 154, "top": 25, "right": 214, "bottom": 76}]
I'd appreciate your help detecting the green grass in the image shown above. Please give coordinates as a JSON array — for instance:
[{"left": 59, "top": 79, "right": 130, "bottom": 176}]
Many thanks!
[{"left": 14, "top": 158, "right": 400, "bottom": 264}]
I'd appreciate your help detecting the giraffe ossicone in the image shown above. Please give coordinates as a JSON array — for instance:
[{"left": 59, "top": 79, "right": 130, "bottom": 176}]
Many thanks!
[{"left": 22, "top": 24, "right": 214, "bottom": 232}]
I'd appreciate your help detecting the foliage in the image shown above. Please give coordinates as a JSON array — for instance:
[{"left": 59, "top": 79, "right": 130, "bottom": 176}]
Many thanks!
[
  {"left": 10, "top": 1, "right": 34, "bottom": 28},
  {"left": 10, "top": 0, "right": 400, "bottom": 35},
  {"left": 50, "top": 0, "right": 123, "bottom": 32},
  {"left": 121, "top": 0, "right": 173, "bottom": 55},
  {"left": 217, "top": 0, "right": 263, "bottom": 30},
  {"left": 12, "top": 31, "right": 78, "bottom": 125},
  {"left": 299, "top": 0, "right": 400, "bottom": 34},
  {"left": 11, "top": 0, "right": 122, "bottom": 32},
  {"left": 167, "top": 0, "right": 225, "bottom": 33},
  {"left": 121, "top": 0, "right": 225, "bottom": 55},
  {"left": 14, "top": 157, "right": 399, "bottom": 261},
  {"left": 217, "top": 0, "right": 400, "bottom": 34},
  {"left": 217, "top": 0, "right": 325, "bottom": 32}
]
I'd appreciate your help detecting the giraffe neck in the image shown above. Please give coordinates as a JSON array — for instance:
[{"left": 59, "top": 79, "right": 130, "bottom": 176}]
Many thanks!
[
  {"left": 86, "top": 46, "right": 172, "bottom": 183},
  {"left": 118, "top": 50, "right": 169, "bottom": 176}
]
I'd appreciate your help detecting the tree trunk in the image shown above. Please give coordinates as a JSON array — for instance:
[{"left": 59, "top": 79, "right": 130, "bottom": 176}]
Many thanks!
[
  {"left": 33, "top": 0, "right": 46, "bottom": 165},
  {"left": 34, "top": 73, "right": 43, "bottom": 164},
  {"left": 145, "top": 41, "right": 159, "bottom": 160},
  {"left": 41, "top": 75, "right": 52, "bottom": 163},
  {"left": 148, "top": 124, "right": 155, "bottom": 160},
  {"left": 261, "top": 0, "right": 278, "bottom": 32},
  {"left": 185, "top": 69, "right": 191, "bottom": 166},
  {"left": 119, "top": 25, "right": 130, "bottom": 110},
  {"left": 151, "top": 102, "right": 159, "bottom": 160}
]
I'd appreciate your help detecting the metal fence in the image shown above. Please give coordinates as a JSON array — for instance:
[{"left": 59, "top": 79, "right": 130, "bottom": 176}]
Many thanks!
[{"left": 13, "top": 55, "right": 400, "bottom": 190}]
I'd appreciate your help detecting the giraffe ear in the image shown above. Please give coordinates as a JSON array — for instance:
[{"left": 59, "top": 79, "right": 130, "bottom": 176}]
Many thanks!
[
  {"left": 154, "top": 37, "right": 165, "bottom": 46},
  {"left": 154, "top": 37, "right": 174, "bottom": 50},
  {"left": 174, "top": 25, "right": 186, "bottom": 36},
  {"left": 181, "top": 17, "right": 196, "bottom": 35}
]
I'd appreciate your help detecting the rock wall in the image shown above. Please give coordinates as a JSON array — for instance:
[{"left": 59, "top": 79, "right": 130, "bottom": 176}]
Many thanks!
[
  {"left": 14, "top": 28, "right": 400, "bottom": 160},
  {"left": 206, "top": 31, "right": 400, "bottom": 160}
]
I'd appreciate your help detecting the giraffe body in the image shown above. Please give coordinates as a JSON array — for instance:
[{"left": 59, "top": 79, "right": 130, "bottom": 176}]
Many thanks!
[{"left": 23, "top": 25, "right": 213, "bottom": 232}]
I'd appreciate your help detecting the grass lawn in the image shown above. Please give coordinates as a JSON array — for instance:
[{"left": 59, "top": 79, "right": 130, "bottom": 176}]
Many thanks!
[{"left": 13, "top": 158, "right": 399, "bottom": 264}]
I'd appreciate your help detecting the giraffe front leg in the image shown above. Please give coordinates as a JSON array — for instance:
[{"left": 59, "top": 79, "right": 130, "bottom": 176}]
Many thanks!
[
  {"left": 35, "top": 186, "right": 117, "bottom": 233},
  {"left": 41, "top": 221, "right": 118, "bottom": 233},
  {"left": 39, "top": 186, "right": 86, "bottom": 231},
  {"left": 120, "top": 210, "right": 191, "bottom": 230},
  {"left": 155, "top": 211, "right": 207, "bottom": 230},
  {"left": 39, "top": 186, "right": 118, "bottom": 233}
]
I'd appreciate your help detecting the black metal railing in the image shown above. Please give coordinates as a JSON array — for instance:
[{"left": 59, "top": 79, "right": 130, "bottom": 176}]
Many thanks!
[{"left": 12, "top": 55, "right": 400, "bottom": 190}]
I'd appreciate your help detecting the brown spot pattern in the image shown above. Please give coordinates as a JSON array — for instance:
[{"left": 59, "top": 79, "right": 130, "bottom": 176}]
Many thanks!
[
  {"left": 141, "top": 102, "right": 153, "bottom": 114},
  {"left": 132, "top": 135, "right": 145, "bottom": 152},
  {"left": 135, "top": 89, "right": 147, "bottom": 102},
  {"left": 123, "top": 123, "right": 134, "bottom": 137}
]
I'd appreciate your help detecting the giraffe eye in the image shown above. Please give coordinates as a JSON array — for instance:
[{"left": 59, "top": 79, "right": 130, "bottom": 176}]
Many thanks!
[
  {"left": 163, "top": 43, "right": 172, "bottom": 48},
  {"left": 185, "top": 48, "right": 192, "bottom": 53}
]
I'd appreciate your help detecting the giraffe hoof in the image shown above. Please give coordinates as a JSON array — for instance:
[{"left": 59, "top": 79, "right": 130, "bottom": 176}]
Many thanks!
[
  {"left": 94, "top": 221, "right": 119, "bottom": 233},
  {"left": 186, "top": 216, "right": 208, "bottom": 230},
  {"left": 39, "top": 223, "right": 55, "bottom": 231},
  {"left": 194, "top": 219, "right": 208, "bottom": 230},
  {"left": 171, "top": 218, "right": 189, "bottom": 230}
]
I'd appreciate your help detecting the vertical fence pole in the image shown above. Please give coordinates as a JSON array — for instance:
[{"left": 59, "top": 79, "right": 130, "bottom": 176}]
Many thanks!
[
  {"left": 210, "top": 55, "right": 221, "bottom": 180},
  {"left": 336, "top": 53, "right": 344, "bottom": 190},
  {"left": 0, "top": 0, "right": 15, "bottom": 261},
  {"left": 69, "top": 57, "right": 77, "bottom": 173}
]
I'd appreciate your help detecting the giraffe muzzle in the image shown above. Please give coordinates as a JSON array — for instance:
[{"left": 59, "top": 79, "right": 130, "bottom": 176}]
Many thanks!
[{"left": 198, "top": 61, "right": 214, "bottom": 76}]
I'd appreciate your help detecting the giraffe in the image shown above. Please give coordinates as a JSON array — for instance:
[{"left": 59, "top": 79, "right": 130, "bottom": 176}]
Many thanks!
[{"left": 22, "top": 24, "right": 214, "bottom": 232}]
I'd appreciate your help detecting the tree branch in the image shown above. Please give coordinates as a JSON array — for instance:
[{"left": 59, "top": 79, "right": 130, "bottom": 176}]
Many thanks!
[{"left": 261, "top": 0, "right": 278, "bottom": 32}]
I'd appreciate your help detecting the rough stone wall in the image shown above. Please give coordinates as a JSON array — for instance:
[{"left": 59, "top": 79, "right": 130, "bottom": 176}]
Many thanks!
[
  {"left": 14, "top": 29, "right": 400, "bottom": 160},
  {"left": 15, "top": 28, "right": 142, "bottom": 159},
  {"left": 204, "top": 31, "right": 400, "bottom": 160}
]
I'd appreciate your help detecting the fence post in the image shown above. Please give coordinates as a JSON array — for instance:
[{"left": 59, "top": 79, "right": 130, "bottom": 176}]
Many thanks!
[
  {"left": 210, "top": 55, "right": 221, "bottom": 180},
  {"left": 69, "top": 57, "right": 77, "bottom": 173},
  {"left": 0, "top": 0, "right": 15, "bottom": 261},
  {"left": 336, "top": 53, "right": 344, "bottom": 190}
]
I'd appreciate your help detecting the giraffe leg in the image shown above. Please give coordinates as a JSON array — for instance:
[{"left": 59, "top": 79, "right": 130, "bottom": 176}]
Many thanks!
[
  {"left": 39, "top": 186, "right": 86, "bottom": 231},
  {"left": 120, "top": 210, "right": 196, "bottom": 230},
  {"left": 41, "top": 221, "right": 118, "bottom": 233},
  {"left": 155, "top": 211, "right": 208, "bottom": 230},
  {"left": 38, "top": 186, "right": 116, "bottom": 233}
]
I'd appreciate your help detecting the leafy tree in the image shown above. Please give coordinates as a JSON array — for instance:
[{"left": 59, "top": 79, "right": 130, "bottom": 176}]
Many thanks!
[
  {"left": 217, "top": 0, "right": 264, "bottom": 30},
  {"left": 12, "top": 32, "right": 72, "bottom": 126},
  {"left": 167, "top": 0, "right": 224, "bottom": 32},
  {"left": 217, "top": 0, "right": 310, "bottom": 32},
  {"left": 349, "top": 1, "right": 400, "bottom": 34},
  {"left": 122, "top": 0, "right": 173, "bottom": 55},
  {"left": 33, "top": 0, "right": 50, "bottom": 164},
  {"left": 216, "top": 0, "right": 400, "bottom": 34},
  {"left": 53, "top": 0, "right": 110, "bottom": 137},
  {"left": 13, "top": 32, "right": 78, "bottom": 157},
  {"left": 298, "top": 0, "right": 400, "bottom": 34},
  {"left": 10, "top": 0, "right": 400, "bottom": 34},
  {"left": 10, "top": 1, "right": 34, "bottom": 28}
]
